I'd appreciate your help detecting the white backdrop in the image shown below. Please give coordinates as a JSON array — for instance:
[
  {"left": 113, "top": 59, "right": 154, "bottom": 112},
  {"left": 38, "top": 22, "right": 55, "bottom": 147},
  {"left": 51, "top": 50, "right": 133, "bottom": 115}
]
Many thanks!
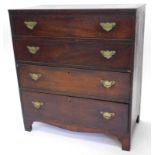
[{"left": 0, "top": 0, "right": 153, "bottom": 155}]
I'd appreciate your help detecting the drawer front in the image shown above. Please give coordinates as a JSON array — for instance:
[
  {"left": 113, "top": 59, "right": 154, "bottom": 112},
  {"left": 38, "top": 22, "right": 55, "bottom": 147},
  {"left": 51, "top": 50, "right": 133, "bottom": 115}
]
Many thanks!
[
  {"left": 14, "top": 38, "right": 133, "bottom": 71},
  {"left": 21, "top": 91, "right": 128, "bottom": 133},
  {"left": 19, "top": 64, "right": 130, "bottom": 103},
  {"left": 11, "top": 14, "right": 135, "bottom": 39}
]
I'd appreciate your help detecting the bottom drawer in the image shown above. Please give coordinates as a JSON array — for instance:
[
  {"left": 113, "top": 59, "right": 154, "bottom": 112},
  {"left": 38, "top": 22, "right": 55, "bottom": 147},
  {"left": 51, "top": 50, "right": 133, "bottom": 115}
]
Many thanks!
[{"left": 21, "top": 90, "right": 128, "bottom": 134}]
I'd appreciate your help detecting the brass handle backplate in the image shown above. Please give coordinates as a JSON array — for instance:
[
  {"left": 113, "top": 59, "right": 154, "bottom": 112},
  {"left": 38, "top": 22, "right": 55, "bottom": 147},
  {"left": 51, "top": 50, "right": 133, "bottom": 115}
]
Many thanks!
[
  {"left": 24, "top": 21, "right": 37, "bottom": 30},
  {"left": 100, "top": 80, "right": 116, "bottom": 88},
  {"left": 100, "top": 22, "right": 116, "bottom": 32},
  {"left": 32, "top": 101, "right": 44, "bottom": 109},
  {"left": 100, "top": 50, "right": 116, "bottom": 59},
  {"left": 100, "top": 112, "right": 115, "bottom": 120},
  {"left": 29, "top": 73, "right": 42, "bottom": 81},
  {"left": 27, "top": 46, "right": 40, "bottom": 54}
]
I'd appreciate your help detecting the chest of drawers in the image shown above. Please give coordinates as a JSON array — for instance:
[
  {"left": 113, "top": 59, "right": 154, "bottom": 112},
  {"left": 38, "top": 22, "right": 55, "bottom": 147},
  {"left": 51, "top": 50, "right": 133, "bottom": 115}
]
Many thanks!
[{"left": 9, "top": 4, "right": 145, "bottom": 151}]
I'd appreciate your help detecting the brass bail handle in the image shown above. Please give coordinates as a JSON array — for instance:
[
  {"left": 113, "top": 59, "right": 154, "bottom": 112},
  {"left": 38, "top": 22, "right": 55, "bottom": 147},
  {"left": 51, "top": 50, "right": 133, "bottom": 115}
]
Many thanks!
[
  {"left": 100, "top": 22, "right": 116, "bottom": 32},
  {"left": 29, "top": 73, "right": 42, "bottom": 81},
  {"left": 100, "top": 80, "right": 116, "bottom": 89},
  {"left": 24, "top": 21, "right": 37, "bottom": 30},
  {"left": 100, "top": 112, "right": 115, "bottom": 120},
  {"left": 27, "top": 46, "right": 40, "bottom": 55},
  {"left": 100, "top": 50, "right": 116, "bottom": 59},
  {"left": 32, "top": 101, "right": 44, "bottom": 109}
]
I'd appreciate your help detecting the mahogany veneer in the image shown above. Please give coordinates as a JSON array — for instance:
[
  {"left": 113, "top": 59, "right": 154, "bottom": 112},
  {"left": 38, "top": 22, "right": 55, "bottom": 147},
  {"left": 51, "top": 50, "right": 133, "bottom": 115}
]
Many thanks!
[
  {"left": 9, "top": 4, "right": 145, "bottom": 151},
  {"left": 13, "top": 38, "right": 133, "bottom": 71}
]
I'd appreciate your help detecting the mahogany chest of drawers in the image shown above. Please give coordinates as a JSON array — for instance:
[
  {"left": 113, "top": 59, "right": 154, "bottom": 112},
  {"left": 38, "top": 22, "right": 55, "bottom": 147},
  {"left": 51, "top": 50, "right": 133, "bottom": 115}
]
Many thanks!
[{"left": 9, "top": 4, "right": 145, "bottom": 151}]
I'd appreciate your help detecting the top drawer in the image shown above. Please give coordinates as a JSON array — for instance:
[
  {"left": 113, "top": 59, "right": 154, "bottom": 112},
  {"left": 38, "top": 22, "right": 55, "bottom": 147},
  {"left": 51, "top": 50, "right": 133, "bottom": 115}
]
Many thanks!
[{"left": 10, "top": 14, "right": 135, "bottom": 39}]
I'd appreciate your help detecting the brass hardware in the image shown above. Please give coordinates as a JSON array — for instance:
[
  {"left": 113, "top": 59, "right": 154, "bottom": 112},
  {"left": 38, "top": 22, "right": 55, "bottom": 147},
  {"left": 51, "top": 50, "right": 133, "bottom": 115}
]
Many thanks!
[
  {"left": 27, "top": 46, "right": 40, "bottom": 54},
  {"left": 100, "top": 112, "right": 115, "bottom": 120},
  {"left": 24, "top": 21, "right": 37, "bottom": 30},
  {"left": 100, "top": 80, "right": 116, "bottom": 88},
  {"left": 100, "top": 50, "right": 116, "bottom": 59},
  {"left": 32, "top": 101, "right": 44, "bottom": 109},
  {"left": 100, "top": 22, "right": 116, "bottom": 32},
  {"left": 29, "top": 73, "right": 42, "bottom": 81}
]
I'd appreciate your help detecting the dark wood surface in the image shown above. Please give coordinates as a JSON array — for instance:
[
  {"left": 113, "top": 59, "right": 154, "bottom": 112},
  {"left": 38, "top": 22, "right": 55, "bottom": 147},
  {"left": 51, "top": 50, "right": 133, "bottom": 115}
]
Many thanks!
[
  {"left": 9, "top": 5, "right": 145, "bottom": 151},
  {"left": 18, "top": 64, "right": 131, "bottom": 103},
  {"left": 9, "top": 8, "right": 137, "bottom": 15},
  {"left": 11, "top": 14, "right": 135, "bottom": 39},
  {"left": 13, "top": 38, "right": 134, "bottom": 71},
  {"left": 130, "top": 6, "right": 145, "bottom": 134},
  {"left": 21, "top": 90, "right": 128, "bottom": 134}
]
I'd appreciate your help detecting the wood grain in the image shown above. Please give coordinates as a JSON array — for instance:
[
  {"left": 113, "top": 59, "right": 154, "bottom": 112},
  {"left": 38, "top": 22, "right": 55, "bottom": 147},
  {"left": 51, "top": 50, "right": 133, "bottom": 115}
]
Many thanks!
[
  {"left": 13, "top": 38, "right": 134, "bottom": 71},
  {"left": 21, "top": 90, "right": 128, "bottom": 134},
  {"left": 11, "top": 14, "right": 135, "bottom": 39},
  {"left": 9, "top": 5, "right": 145, "bottom": 151},
  {"left": 18, "top": 64, "right": 131, "bottom": 103}
]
